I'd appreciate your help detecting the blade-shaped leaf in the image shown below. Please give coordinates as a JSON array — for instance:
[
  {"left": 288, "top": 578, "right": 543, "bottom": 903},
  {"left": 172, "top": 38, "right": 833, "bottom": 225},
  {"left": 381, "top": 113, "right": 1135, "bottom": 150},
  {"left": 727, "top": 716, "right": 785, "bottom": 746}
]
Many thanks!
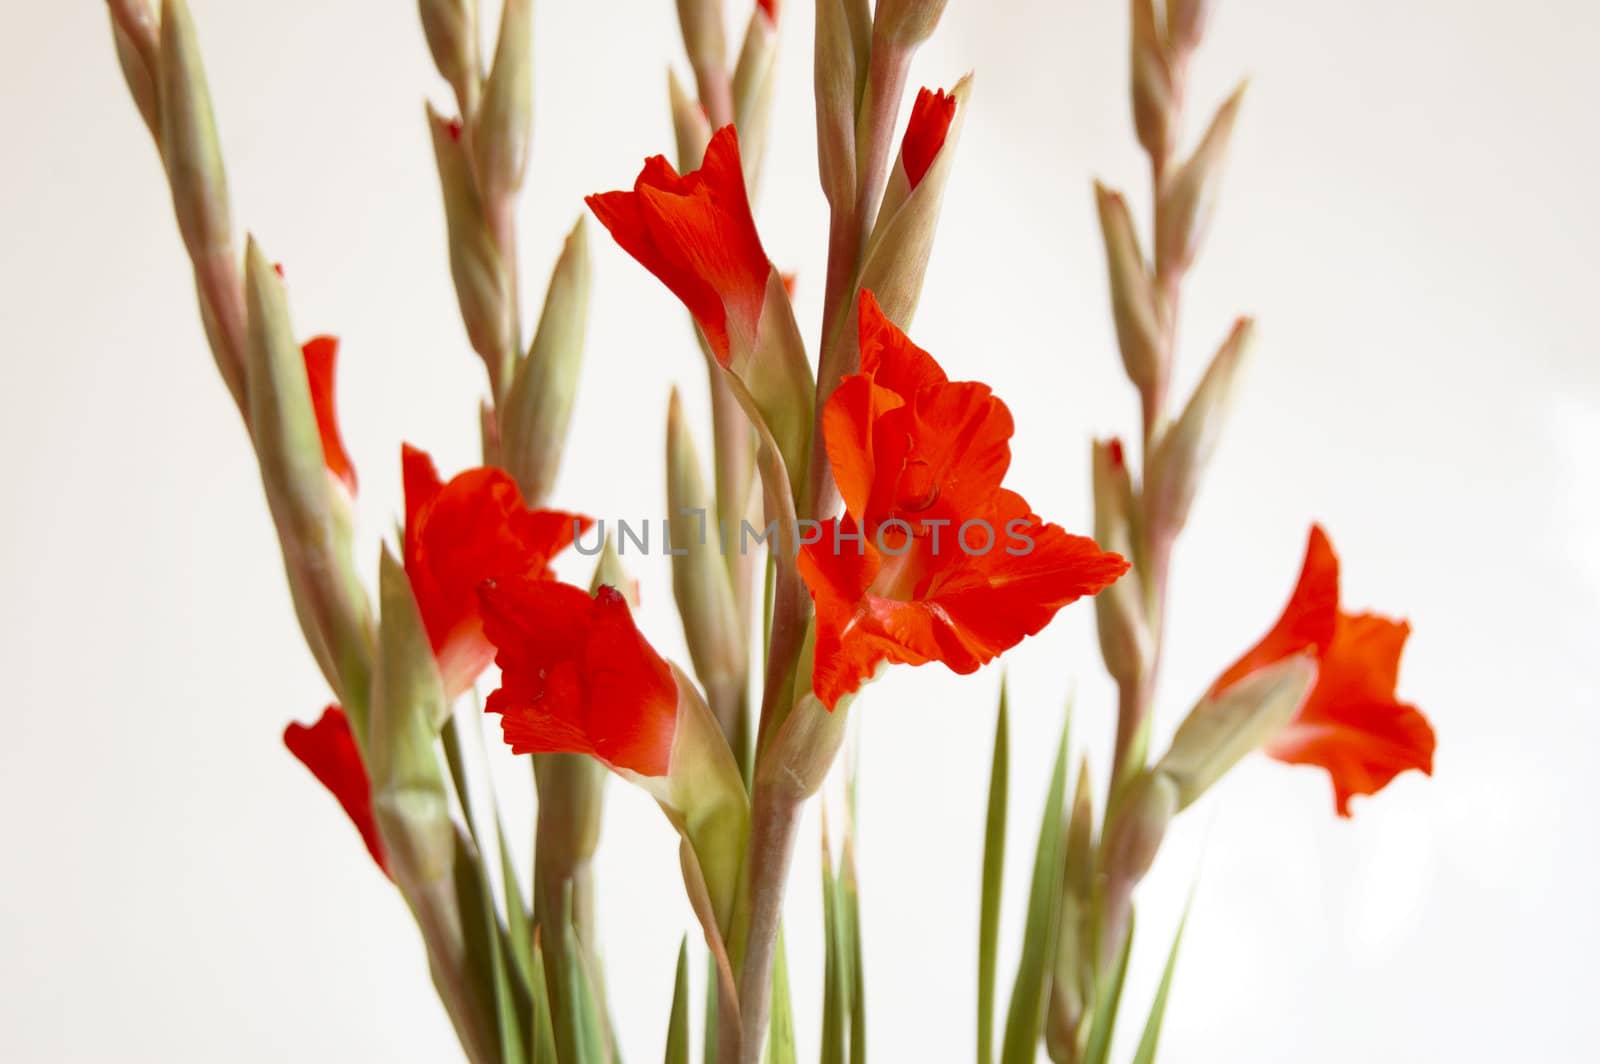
[
  {"left": 820, "top": 814, "right": 852, "bottom": 1064},
  {"left": 977, "top": 681, "right": 1010, "bottom": 1064},
  {"left": 1130, "top": 896, "right": 1194, "bottom": 1064},
  {"left": 530, "top": 935, "right": 559, "bottom": 1063},
  {"left": 566, "top": 915, "right": 608, "bottom": 1064},
  {"left": 665, "top": 936, "right": 691, "bottom": 1064},
  {"left": 1081, "top": 912, "right": 1135, "bottom": 1064},
  {"left": 767, "top": 925, "right": 797, "bottom": 1064},
  {"left": 998, "top": 706, "right": 1071, "bottom": 1064}
]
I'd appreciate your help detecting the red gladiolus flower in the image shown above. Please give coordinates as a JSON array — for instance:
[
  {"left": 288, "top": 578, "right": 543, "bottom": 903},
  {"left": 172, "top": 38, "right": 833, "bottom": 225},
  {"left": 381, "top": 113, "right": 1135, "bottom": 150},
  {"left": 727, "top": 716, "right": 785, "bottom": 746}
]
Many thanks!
[
  {"left": 798, "top": 291, "right": 1130, "bottom": 708},
  {"left": 901, "top": 87, "right": 958, "bottom": 190},
  {"left": 402, "top": 445, "right": 592, "bottom": 699},
  {"left": 302, "top": 336, "right": 357, "bottom": 496},
  {"left": 480, "top": 579, "right": 678, "bottom": 778},
  {"left": 586, "top": 125, "right": 772, "bottom": 365},
  {"left": 283, "top": 706, "right": 386, "bottom": 873},
  {"left": 1213, "top": 525, "right": 1436, "bottom": 816}
]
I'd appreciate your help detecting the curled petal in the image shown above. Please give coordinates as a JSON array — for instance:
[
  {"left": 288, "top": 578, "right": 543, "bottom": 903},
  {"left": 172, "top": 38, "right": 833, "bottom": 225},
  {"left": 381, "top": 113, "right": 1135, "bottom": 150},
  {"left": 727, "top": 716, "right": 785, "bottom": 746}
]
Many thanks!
[
  {"left": 301, "top": 336, "right": 357, "bottom": 495},
  {"left": 901, "top": 86, "right": 958, "bottom": 189},
  {"left": 283, "top": 706, "right": 386, "bottom": 873}
]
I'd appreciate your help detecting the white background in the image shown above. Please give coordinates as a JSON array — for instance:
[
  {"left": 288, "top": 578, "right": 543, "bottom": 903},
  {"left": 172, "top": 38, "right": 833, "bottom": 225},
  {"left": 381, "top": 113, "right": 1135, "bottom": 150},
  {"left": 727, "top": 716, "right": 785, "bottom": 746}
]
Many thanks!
[{"left": 3, "top": 1, "right": 1597, "bottom": 1061}]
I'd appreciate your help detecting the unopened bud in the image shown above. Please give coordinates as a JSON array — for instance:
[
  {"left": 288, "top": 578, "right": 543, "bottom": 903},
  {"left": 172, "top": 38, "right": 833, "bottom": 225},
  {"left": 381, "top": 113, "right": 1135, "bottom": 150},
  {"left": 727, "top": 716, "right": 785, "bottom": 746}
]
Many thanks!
[
  {"left": 814, "top": 0, "right": 864, "bottom": 208},
  {"left": 1166, "top": 0, "right": 1213, "bottom": 56},
  {"left": 676, "top": 0, "right": 729, "bottom": 83},
  {"left": 1144, "top": 318, "right": 1253, "bottom": 538},
  {"left": 1102, "top": 770, "right": 1177, "bottom": 888},
  {"left": 755, "top": 628, "right": 851, "bottom": 800},
  {"left": 589, "top": 534, "right": 640, "bottom": 608},
  {"left": 474, "top": 0, "right": 532, "bottom": 203},
  {"left": 1046, "top": 762, "right": 1097, "bottom": 1061},
  {"left": 668, "top": 67, "right": 713, "bottom": 170},
  {"left": 731, "top": 4, "right": 780, "bottom": 192},
  {"left": 1155, "top": 82, "right": 1247, "bottom": 281},
  {"left": 243, "top": 239, "right": 374, "bottom": 713},
  {"left": 158, "top": 0, "right": 230, "bottom": 258},
  {"left": 873, "top": 0, "right": 950, "bottom": 46},
  {"left": 1094, "top": 182, "right": 1164, "bottom": 398},
  {"left": 426, "top": 104, "right": 513, "bottom": 389},
  {"left": 1091, "top": 439, "right": 1149, "bottom": 687},
  {"left": 1157, "top": 653, "right": 1317, "bottom": 809},
  {"left": 666, "top": 388, "right": 747, "bottom": 741},
  {"left": 1130, "top": 0, "right": 1176, "bottom": 168},
  {"left": 109, "top": 1, "right": 161, "bottom": 140},
  {"left": 501, "top": 215, "right": 591, "bottom": 506},
  {"left": 418, "top": 0, "right": 479, "bottom": 112},
  {"left": 857, "top": 74, "right": 972, "bottom": 328}
]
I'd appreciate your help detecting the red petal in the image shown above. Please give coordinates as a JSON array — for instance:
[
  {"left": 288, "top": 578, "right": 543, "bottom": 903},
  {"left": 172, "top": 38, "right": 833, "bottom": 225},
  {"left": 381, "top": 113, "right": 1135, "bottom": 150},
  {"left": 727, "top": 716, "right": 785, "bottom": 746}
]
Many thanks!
[
  {"left": 757, "top": 0, "right": 779, "bottom": 24},
  {"left": 301, "top": 336, "right": 357, "bottom": 495},
  {"left": 1212, "top": 524, "right": 1340, "bottom": 694},
  {"left": 1267, "top": 613, "right": 1435, "bottom": 816},
  {"left": 864, "top": 379, "right": 1014, "bottom": 535},
  {"left": 402, "top": 445, "right": 592, "bottom": 698},
  {"left": 283, "top": 706, "right": 387, "bottom": 874},
  {"left": 856, "top": 290, "right": 946, "bottom": 399},
  {"left": 587, "top": 126, "right": 770, "bottom": 364},
  {"left": 901, "top": 87, "right": 958, "bottom": 190},
  {"left": 481, "top": 580, "right": 679, "bottom": 777}
]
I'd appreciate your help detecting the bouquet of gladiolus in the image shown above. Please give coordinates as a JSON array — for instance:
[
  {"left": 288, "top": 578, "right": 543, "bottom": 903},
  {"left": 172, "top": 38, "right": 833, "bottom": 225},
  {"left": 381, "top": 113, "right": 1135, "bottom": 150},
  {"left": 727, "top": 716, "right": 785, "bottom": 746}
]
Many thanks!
[{"left": 102, "top": 0, "right": 1435, "bottom": 1061}]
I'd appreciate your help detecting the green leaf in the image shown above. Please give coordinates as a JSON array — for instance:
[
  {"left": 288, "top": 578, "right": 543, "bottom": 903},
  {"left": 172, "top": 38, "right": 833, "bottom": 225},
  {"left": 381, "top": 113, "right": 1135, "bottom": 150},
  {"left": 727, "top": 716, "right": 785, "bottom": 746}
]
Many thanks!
[
  {"left": 1130, "top": 895, "right": 1194, "bottom": 1064},
  {"left": 998, "top": 706, "right": 1070, "bottom": 1064},
  {"left": 767, "top": 925, "right": 797, "bottom": 1064},
  {"left": 1081, "top": 912, "right": 1135, "bottom": 1064},
  {"left": 565, "top": 917, "right": 608, "bottom": 1064},
  {"left": 702, "top": 953, "right": 720, "bottom": 1064},
  {"left": 665, "top": 937, "right": 691, "bottom": 1064},
  {"left": 530, "top": 937, "right": 559, "bottom": 1064},
  {"left": 844, "top": 754, "right": 866, "bottom": 1064},
  {"left": 820, "top": 817, "right": 851, "bottom": 1064},
  {"left": 977, "top": 680, "right": 1010, "bottom": 1064}
]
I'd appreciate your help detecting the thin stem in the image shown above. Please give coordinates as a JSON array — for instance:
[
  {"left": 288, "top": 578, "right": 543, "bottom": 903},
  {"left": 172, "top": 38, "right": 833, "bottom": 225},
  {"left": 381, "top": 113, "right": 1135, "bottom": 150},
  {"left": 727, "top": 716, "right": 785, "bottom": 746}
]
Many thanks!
[{"left": 730, "top": 787, "right": 803, "bottom": 1064}]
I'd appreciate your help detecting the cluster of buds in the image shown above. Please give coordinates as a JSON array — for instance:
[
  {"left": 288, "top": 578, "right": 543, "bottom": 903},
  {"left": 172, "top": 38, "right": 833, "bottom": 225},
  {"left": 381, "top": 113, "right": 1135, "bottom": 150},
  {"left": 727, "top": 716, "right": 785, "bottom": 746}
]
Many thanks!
[{"left": 102, "top": 3, "right": 1434, "bottom": 1063}]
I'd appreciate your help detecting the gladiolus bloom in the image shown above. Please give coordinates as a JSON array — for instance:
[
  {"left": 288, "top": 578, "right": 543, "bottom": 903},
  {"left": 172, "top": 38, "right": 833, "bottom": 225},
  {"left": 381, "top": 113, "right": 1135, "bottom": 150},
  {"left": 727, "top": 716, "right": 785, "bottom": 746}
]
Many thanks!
[
  {"left": 586, "top": 125, "right": 772, "bottom": 365},
  {"left": 302, "top": 335, "right": 357, "bottom": 496},
  {"left": 1213, "top": 525, "right": 1435, "bottom": 816},
  {"left": 798, "top": 291, "right": 1130, "bottom": 708},
  {"left": 901, "top": 87, "right": 958, "bottom": 189},
  {"left": 402, "top": 445, "right": 592, "bottom": 699},
  {"left": 283, "top": 706, "right": 386, "bottom": 873},
  {"left": 480, "top": 579, "right": 678, "bottom": 778}
]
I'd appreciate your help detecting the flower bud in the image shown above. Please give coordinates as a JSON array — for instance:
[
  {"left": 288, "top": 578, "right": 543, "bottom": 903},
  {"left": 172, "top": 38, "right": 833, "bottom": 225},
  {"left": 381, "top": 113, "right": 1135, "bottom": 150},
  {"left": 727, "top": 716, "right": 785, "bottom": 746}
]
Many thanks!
[
  {"left": 666, "top": 387, "right": 748, "bottom": 744},
  {"left": 1102, "top": 769, "right": 1177, "bottom": 888},
  {"left": 676, "top": 0, "right": 729, "bottom": 83},
  {"left": 1155, "top": 82, "right": 1247, "bottom": 282},
  {"left": 873, "top": 0, "right": 949, "bottom": 46},
  {"left": 1046, "top": 763, "right": 1096, "bottom": 1063},
  {"left": 1091, "top": 439, "right": 1150, "bottom": 687},
  {"left": 418, "top": 0, "right": 479, "bottom": 112},
  {"left": 474, "top": 0, "right": 532, "bottom": 204},
  {"left": 814, "top": 0, "right": 864, "bottom": 209},
  {"left": 426, "top": 104, "right": 513, "bottom": 391},
  {"left": 731, "top": 4, "right": 780, "bottom": 192},
  {"left": 501, "top": 215, "right": 591, "bottom": 506},
  {"left": 856, "top": 74, "right": 972, "bottom": 328},
  {"left": 242, "top": 239, "right": 375, "bottom": 714},
  {"left": 668, "top": 67, "right": 713, "bottom": 170},
  {"left": 588, "top": 532, "right": 639, "bottom": 607},
  {"left": 1157, "top": 653, "right": 1318, "bottom": 809},
  {"left": 755, "top": 627, "right": 852, "bottom": 801},
  {"left": 1144, "top": 317, "right": 1253, "bottom": 539},
  {"left": 1093, "top": 182, "right": 1164, "bottom": 398},
  {"left": 1166, "top": 0, "right": 1213, "bottom": 56},
  {"left": 108, "top": 1, "right": 161, "bottom": 140},
  {"left": 158, "top": 0, "right": 230, "bottom": 259},
  {"left": 1129, "top": 0, "right": 1175, "bottom": 168}
]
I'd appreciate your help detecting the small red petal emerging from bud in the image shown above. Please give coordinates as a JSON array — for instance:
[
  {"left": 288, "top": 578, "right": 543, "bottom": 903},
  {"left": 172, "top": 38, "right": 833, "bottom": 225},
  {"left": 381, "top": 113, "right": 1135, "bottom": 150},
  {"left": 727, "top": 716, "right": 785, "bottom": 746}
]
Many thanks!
[
  {"left": 445, "top": 117, "right": 463, "bottom": 142},
  {"left": 272, "top": 262, "right": 285, "bottom": 278},
  {"left": 757, "top": 0, "right": 779, "bottom": 23},
  {"left": 901, "top": 87, "right": 958, "bottom": 190},
  {"left": 781, "top": 272, "right": 797, "bottom": 299},
  {"left": 283, "top": 706, "right": 387, "bottom": 874},
  {"left": 1108, "top": 437, "right": 1126, "bottom": 469},
  {"left": 301, "top": 336, "right": 358, "bottom": 496}
]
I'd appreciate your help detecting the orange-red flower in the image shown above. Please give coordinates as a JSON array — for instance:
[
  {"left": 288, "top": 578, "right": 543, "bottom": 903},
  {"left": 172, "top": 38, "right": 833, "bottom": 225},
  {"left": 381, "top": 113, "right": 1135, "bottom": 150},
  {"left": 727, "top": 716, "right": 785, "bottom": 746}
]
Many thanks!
[
  {"left": 480, "top": 579, "right": 679, "bottom": 778},
  {"left": 302, "top": 335, "right": 357, "bottom": 495},
  {"left": 1213, "top": 525, "right": 1436, "bottom": 816},
  {"left": 402, "top": 445, "right": 592, "bottom": 699},
  {"left": 283, "top": 705, "right": 386, "bottom": 873},
  {"left": 586, "top": 125, "right": 772, "bottom": 365},
  {"left": 799, "top": 291, "right": 1130, "bottom": 708},
  {"left": 901, "top": 87, "right": 958, "bottom": 189}
]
